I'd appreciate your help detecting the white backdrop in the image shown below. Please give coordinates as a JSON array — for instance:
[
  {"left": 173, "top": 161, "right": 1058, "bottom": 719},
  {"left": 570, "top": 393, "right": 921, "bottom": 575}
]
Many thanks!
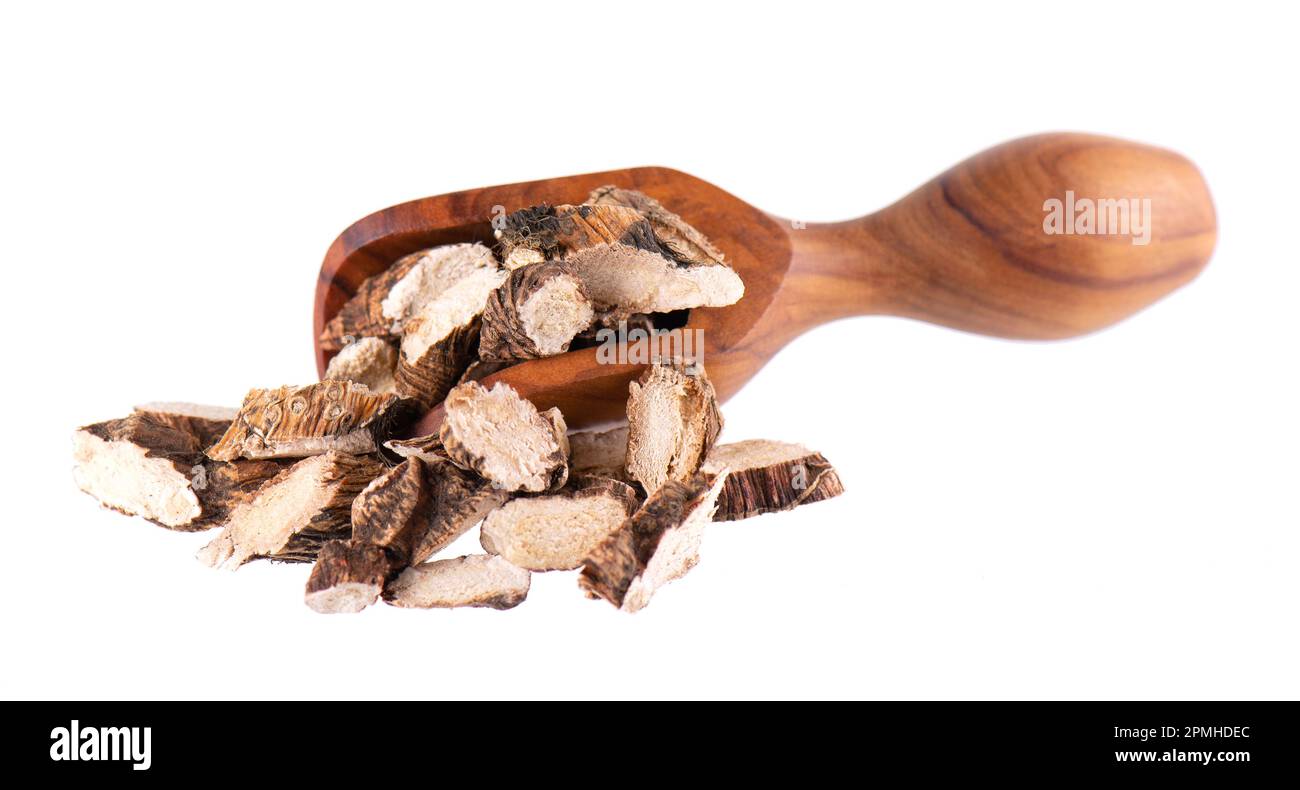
[{"left": 2, "top": 1, "right": 1295, "bottom": 700}]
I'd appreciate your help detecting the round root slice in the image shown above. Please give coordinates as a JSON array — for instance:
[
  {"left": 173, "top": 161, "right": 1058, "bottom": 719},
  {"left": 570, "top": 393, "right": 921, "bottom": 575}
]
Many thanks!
[
  {"left": 318, "top": 250, "right": 427, "bottom": 352},
  {"left": 480, "top": 478, "right": 639, "bottom": 571},
  {"left": 323, "top": 336, "right": 399, "bottom": 394},
  {"left": 439, "top": 381, "right": 569, "bottom": 493},
  {"left": 304, "top": 540, "right": 392, "bottom": 614},
  {"left": 479, "top": 260, "right": 595, "bottom": 361},
  {"left": 701, "top": 440, "right": 845, "bottom": 521},
  {"left": 385, "top": 555, "right": 531, "bottom": 611}
]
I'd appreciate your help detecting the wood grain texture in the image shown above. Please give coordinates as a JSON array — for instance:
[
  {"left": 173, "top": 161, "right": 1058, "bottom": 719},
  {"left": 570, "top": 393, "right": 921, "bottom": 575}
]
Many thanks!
[{"left": 314, "top": 133, "right": 1216, "bottom": 432}]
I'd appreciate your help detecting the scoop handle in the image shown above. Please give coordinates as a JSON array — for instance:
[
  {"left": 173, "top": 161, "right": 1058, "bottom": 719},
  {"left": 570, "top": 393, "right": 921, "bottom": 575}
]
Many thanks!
[{"left": 784, "top": 133, "right": 1217, "bottom": 339}]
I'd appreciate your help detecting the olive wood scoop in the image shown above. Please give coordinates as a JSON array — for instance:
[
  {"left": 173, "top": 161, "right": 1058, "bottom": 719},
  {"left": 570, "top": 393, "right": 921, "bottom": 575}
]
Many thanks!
[{"left": 313, "top": 132, "right": 1216, "bottom": 434}]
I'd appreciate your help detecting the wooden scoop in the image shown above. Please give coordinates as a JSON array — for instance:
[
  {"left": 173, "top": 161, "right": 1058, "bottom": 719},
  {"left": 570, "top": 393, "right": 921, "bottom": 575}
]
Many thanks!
[{"left": 314, "top": 132, "right": 1216, "bottom": 434}]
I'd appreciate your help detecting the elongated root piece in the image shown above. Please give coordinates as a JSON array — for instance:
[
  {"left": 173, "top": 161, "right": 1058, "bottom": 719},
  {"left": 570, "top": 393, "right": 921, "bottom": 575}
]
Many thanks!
[
  {"left": 350, "top": 457, "right": 436, "bottom": 563},
  {"left": 413, "top": 456, "right": 510, "bottom": 564},
  {"left": 205, "top": 381, "right": 403, "bottom": 462},
  {"left": 196, "top": 451, "right": 382, "bottom": 569},
  {"left": 625, "top": 361, "right": 723, "bottom": 496},
  {"left": 385, "top": 554, "right": 531, "bottom": 610},
  {"left": 439, "top": 381, "right": 569, "bottom": 492},
  {"left": 73, "top": 405, "right": 285, "bottom": 531},
  {"left": 579, "top": 472, "right": 728, "bottom": 612},
  {"left": 701, "top": 440, "right": 845, "bottom": 520},
  {"left": 480, "top": 477, "right": 639, "bottom": 571},
  {"left": 395, "top": 265, "right": 506, "bottom": 405},
  {"left": 586, "top": 186, "right": 726, "bottom": 267},
  {"left": 305, "top": 540, "right": 390, "bottom": 614},
  {"left": 323, "top": 337, "right": 398, "bottom": 394},
  {"left": 478, "top": 260, "right": 594, "bottom": 361},
  {"left": 496, "top": 203, "right": 743, "bottom": 318}
]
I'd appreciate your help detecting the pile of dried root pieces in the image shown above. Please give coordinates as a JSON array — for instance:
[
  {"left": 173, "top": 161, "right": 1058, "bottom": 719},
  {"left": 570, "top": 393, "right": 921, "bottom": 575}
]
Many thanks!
[{"left": 73, "top": 187, "right": 844, "bottom": 613}]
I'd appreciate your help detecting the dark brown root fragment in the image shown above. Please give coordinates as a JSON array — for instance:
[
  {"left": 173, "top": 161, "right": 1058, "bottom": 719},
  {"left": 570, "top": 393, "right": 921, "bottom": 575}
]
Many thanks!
[
  {"left": 394, "top": 318, "right": 481, "bottom": 408},
  {"left": 318, "top": 251, "right": 426, "bottom": 352},
  {"left": 701, "top": 440, "right": 845, "bottom": 521},
  {"left": 578, "top": 471, "right": 726, "bottom": 612},
  {"left": 304, "top": 540, "right": 391, "bottom": 614},
  {"left": 411, "top": 456, "right": 510, "bottom": 564},
  {"left": 350, "top": 457, "right": 436, "bottom": 565}
]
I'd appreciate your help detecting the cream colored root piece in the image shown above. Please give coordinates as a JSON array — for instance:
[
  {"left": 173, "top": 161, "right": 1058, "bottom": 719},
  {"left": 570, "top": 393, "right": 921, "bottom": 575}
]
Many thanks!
[
  {"left": 385, "top": 555, "right": 531, "bottom": 610},
  {"left": 323, "top": 337, "right": 399, "bottom": 394},
  {"left": 395, "top": 265, "right": 506, "bottom": 405},
  {"left": 478, "top": 260, "right": 594, "bottom": 361},
  {"left": 579, "top": 472, "right": 728, "bottom": 613},
  {"left": 196, "top": 451, "right": 381, "bottom": 570},
  {"left": 701, "top": 439, "right": 845, "bottom": 521},
  {"left": 380, "top": 243, "right": 499, "bottom": 334},
  {"left": 73, "top": 405, "right": 283, "bottom": 531},
  {"left": 625, "top": 361, "right": 723, "bottom": 495},
  {"left": 568, "top": 425, "right": 631, "bottom": 483},
  {"left": 205, "top": 381, "right": 401, "bottom": 462},
  {"left": 480, "top": 477, "right": 639, "bottom": 571},
  {"left": 438, "top": 381, "right": 569, "bottom": 493}
]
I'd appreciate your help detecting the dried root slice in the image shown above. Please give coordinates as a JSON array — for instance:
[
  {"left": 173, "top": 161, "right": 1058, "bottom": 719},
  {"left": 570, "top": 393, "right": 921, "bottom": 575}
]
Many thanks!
[
  {"left": 318, "top": 250, "right": 427, "bottom": 352},
  {"left": 395, "top": 265, "right": 507, "bottom": 405},
  {"left": 413, "top": 456, "right": 510, "bottom": 564},
  {"left": 579, "top": 471, "right": 727, "bottom": 613},
  {"left": 439, "top": 381, "right": 569, "bottom": 493},
  {"left": 701, "top": 440, "right": 845, "bottom": 521},
  {"left": 626, "top": 361, "right": 723, "bottom": 496},
  {"left": 480, "top": 477, "right": 640, "bottom": 571},
  {"left": 478, "top": 260, "right": 594, "bottom": 361},
  {"left": 587, "top": 186, "right": 726, "bottom": 267},
  {"left": 496, "top": 203, "right": 665, "bottom": 262},
  {"left": 385, "top": 554, "right": 531, "bottom": 610},
  {"left": 196, "top": 451, "right": 382, "bottom": 569},
  {"left": 323, "top": 337, "right": 398, "bottom": 394},
  {"left": 304, "top": 540, "right": 391, "bottom": 614},
  {"left": 498, "top": 202, "right": 742, "bottom": 317},
  {"left": 72, "top": 406, "right": 282, "bottom": 531},
  {"left": 384, "top": 432, "right": 445, "bottom": 463},
  {"left": 206, "top": 381, "right": 402, "bottom": 462},
  {"left": 568, "top": 425, "right": 631, "bottom": 483},
  {"left": 350, "top": 457, "right": 435, "bottom": 564},
  {"left": 379, "top": 243, "right": 499, "bottom": 334}
]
